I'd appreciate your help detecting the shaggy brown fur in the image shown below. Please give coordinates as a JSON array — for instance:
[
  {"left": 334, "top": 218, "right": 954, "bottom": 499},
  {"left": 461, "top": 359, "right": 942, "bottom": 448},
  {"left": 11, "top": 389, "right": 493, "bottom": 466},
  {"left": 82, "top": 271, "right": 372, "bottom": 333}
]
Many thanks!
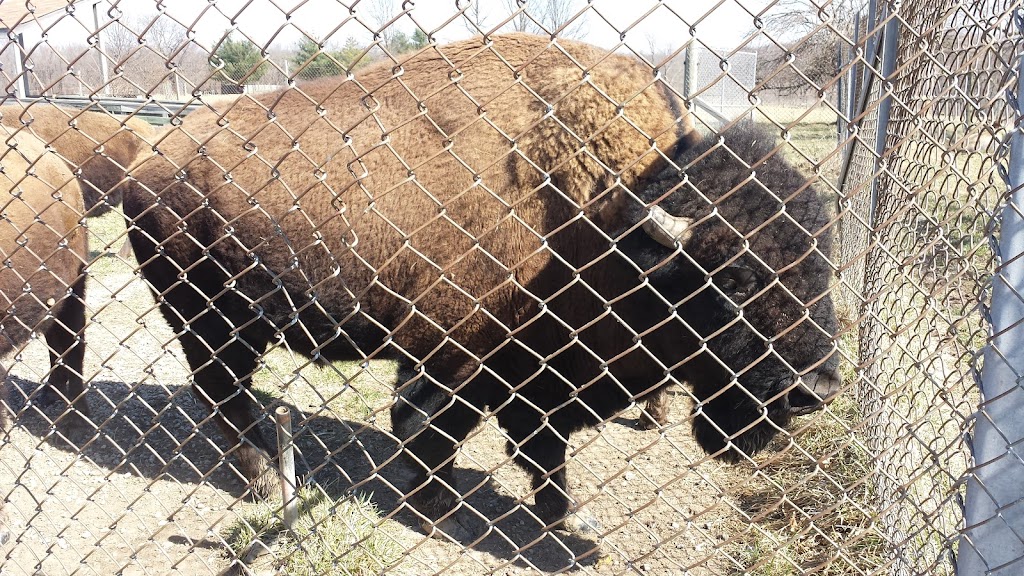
[
  {"left": 124, "top": 33, "right": 734, "bottom": 535},
  {"left": 0, "top": 104, "right": 154, "bottom": 215},
  {"left": 1, "top": 127, "right": 89, "bottom": 431}
]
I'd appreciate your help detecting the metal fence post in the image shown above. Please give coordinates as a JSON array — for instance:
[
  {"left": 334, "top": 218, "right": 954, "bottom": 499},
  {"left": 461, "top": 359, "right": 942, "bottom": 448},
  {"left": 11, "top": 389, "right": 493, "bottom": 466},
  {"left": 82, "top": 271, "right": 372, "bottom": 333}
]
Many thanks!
[
  {"left": 4, "top": 30, "right": 30, "bottom": 98},
  {"left": 869, "top": 1, "right": 898, "bottom": 228},
  {"left": 276, "top": 406, "right": 299, "bottom": 531},
  {"left": 837, "top": 41, "right": 845, "bottom": 143},
  {"left": 683, "top": 44, "right": 696, "bottom": 104},
  {"left": 852, "top": 10, "right": 862, "bottom": 118},
  {"left": 957, "top": 11, "right": 1024, "bottom": 574},
  {"left": 91, "top": 1, "right": 109, "bottom": 97}
]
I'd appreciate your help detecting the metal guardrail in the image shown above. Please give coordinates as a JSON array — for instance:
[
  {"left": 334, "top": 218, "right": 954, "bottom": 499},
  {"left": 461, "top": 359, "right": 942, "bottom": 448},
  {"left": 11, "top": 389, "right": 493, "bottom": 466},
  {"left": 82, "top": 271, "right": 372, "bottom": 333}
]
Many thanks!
[{"left": 7, "top": 96, "right": 203, "bottom": 124}]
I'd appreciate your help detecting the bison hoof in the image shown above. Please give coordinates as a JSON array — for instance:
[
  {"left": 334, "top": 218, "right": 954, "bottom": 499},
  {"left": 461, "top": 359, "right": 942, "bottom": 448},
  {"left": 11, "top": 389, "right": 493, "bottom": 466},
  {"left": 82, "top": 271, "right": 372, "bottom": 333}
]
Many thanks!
[
  {"left": 420, "top": 511, "right": 483, "bottom": 542},
  {"left": 550, "top": 510, "right": 602, "bottom": 535},
  {"left": 55, "top": 409, "right": 93, "bottom": 441},
  {"left": 637, "top": 412, "right": 664, "bottom": 430},
  {"left": 240, "top": 452, "right": 281, "bottom": 501}
]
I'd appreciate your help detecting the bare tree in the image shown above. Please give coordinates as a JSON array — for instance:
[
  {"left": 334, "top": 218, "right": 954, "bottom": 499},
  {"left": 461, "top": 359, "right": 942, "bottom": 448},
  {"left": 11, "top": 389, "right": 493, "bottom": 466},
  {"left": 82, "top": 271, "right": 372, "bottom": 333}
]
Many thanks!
[
  {"left": 100, "top": 19, "right": 137, "bottom": 65},
  {"left": 366, "top": 0, "right": 400, "bottom": 48},
  {"left": 755, "top": 0, "right": 865, "bottom": 95},
  {"left": 501, "top": 0, "right": 588, "bottom": 39},
  {"left": 460, "top": 0, "right": 490, "bottom": 35},
  {"left": 535, "top": 0, "right": 586, "bottom": 37},
  {"left": 98, "top": 12, "right": 194, "bottom": 98},
  {"left": 142, "top": 14, "right": 188, "bottom": 58},
  {"left": 503, "top": 0, "right": 532, "bottom": 32},
  {"left": 644, "top": 34, "right": 686, "bottom": 91},
  {"left": 141, "top": 14, "right": 192, "bottom": 98},
  {"left": 25, "top": 44, "right": 78, "bottom": 95}
]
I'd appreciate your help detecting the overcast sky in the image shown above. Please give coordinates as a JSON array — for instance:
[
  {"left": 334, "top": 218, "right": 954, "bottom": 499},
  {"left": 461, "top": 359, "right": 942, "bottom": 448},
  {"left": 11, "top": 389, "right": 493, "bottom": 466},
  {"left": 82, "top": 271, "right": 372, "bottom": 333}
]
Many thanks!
[{"left": 20, "top": 0, "right": 776, "bottom": 56}]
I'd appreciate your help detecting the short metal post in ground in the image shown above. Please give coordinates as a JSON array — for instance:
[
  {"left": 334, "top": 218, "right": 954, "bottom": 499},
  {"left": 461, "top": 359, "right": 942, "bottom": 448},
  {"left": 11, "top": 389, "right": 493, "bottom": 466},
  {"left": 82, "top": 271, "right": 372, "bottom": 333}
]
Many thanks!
[
  {"left": 957, "top": 10, "right": 1024, "bottom": 574},
  {"left": 275, "top": 406, "right": 299, "bottom": 531}
]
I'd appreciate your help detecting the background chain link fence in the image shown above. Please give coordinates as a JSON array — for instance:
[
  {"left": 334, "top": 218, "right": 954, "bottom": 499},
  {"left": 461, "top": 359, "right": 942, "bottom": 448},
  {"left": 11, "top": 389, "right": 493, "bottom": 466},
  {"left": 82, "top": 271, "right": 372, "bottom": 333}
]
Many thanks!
[
  {"left": 686, "top": 46, "right": 758, "bottom": 126},
  {"left": 1, "top": 1, "right": 1023, "bottom": 575}
]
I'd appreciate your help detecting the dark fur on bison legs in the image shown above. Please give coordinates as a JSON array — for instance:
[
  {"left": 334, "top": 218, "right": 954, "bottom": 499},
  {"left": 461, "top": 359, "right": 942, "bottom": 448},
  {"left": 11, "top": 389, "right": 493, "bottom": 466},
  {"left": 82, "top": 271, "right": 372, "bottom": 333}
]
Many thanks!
[
  {"left": 125, "top": 212, "right": 280, "bottom": 499},
  {"left": 392, "top": 371, "right": 600, "bottom": 540},
  {"left": 499, "top": 405, "right": 599, "bottom": 535},
  {"left": 391, "top": 374, "right": 487, "bottom": 541},
  {"left": 176, "top": 315, "right": 279, "bottom": 499},
  {"left": 41, "top": 274, "right": 90, "bottom": 434},
  {"left": 392, "top": 370, "right": 602, "bottom": 540}
]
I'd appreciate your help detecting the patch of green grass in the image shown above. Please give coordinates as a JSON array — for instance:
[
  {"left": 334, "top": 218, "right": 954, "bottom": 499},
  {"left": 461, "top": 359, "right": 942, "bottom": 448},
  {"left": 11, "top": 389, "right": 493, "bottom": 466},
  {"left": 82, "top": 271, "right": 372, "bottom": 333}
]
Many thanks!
[
  {"left": 223, "top": 486, "right": 403, "bottom": 576},
  {"left": 252, "top": 347, "right": 396, "bottom": 423},
  {"left": 755, "top": 104, "right": 840, "bottom": 126}
]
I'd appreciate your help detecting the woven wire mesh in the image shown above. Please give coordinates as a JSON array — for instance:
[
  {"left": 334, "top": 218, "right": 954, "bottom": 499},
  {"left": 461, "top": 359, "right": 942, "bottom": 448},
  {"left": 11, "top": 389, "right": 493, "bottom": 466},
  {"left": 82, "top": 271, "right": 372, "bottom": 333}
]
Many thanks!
[
  {"left": 838, "top": 1, "right": 1021, "bottom": 573},
  {"left": 688, "top": 46, "right": 758, "bottom": 123},
  {"left": 0, "top": 1, "right": 1022, "bottom": 575}
]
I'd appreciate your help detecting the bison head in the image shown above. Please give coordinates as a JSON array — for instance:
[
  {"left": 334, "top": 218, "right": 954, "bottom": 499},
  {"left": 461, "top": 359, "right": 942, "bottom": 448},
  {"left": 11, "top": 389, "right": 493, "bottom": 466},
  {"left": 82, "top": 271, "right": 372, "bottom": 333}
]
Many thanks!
[{"left": 628, "top": 123, "right": 841, "bottom": 461}]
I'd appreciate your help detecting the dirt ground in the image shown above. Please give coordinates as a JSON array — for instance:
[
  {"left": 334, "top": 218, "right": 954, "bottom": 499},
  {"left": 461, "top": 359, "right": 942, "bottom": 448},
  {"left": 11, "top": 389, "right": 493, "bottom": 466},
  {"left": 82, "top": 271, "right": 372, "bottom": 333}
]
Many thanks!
[{"left": 1, "top": 226, "right": 763, "bottom": 576}]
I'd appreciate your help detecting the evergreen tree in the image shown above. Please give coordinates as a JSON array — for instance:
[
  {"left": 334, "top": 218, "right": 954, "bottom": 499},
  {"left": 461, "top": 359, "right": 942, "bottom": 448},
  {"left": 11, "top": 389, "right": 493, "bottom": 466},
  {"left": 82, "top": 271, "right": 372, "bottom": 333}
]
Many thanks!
[
  {"left": 386, "top": 29, "right": 429, "bottom": 55},
  {"left": 292, "top": 37, "right": 344, "bottom": 78},
  {"left": 411, "top": 29, "right": 429, "bottom": 50},
  {"left": 336, "top": 37, "right": 366, "bottom": 71},
  {"left": 212, "top": 33, "right": 268, "bottom": 85}
]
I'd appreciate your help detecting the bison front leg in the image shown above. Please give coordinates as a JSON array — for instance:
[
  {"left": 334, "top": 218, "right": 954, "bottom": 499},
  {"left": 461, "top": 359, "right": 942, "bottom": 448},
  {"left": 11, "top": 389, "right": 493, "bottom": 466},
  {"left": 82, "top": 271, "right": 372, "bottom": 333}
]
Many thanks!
[
  {"left": 391, "top": 376, "right": 486, "bottom": 541},
  {"left": 177, "top": 317, "right": 277, "bottom": 499},
  {"left": 501, "top": 413, "right": 601, "bottom": 536}
]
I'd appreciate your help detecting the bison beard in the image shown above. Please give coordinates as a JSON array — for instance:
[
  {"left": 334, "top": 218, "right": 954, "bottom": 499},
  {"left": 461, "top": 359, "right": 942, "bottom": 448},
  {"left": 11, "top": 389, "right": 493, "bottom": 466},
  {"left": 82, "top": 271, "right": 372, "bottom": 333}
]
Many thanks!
[{"left": 122, "top": 34, "right": 839, "bottom": 541}]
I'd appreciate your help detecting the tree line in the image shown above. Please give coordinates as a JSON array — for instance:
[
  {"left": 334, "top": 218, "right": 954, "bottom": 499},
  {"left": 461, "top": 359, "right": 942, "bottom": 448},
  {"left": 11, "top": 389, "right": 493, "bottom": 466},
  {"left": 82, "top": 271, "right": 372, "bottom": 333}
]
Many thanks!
[{"left": 214, "top": 30, "right": 431, "bottom": 88}]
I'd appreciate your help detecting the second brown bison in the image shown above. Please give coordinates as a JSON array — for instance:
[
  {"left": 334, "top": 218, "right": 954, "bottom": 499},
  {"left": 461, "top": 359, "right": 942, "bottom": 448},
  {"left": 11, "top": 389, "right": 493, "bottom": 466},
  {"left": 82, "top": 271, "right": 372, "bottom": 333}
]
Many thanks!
[
  {"left": 123, "top": 34, "right": 839, "bottom": 539},
  {"left": 1, "top": 124, "right": 90, "bottom": 421},
  {"left": 0, "top": 104, "right": 154, "bottom": 215},
  {"left": 1, "top": 125, "right": 90, "bottom": 547}
]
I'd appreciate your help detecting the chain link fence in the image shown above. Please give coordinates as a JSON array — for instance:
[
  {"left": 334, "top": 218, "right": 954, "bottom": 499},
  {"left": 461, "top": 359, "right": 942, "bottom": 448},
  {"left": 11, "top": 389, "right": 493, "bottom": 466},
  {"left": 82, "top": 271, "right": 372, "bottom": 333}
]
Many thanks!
[
  {"left": 686, "top": 46, "right": 758, "bottom": 125},
  {"left": 1, "top": 1, "right": 1023, "bottom": 575}
]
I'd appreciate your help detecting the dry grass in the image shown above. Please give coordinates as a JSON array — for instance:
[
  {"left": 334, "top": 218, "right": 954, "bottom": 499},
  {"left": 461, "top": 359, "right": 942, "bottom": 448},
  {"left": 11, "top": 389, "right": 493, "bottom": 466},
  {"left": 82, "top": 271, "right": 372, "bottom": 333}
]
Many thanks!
[
  {"left": 727, "top": 396, "right": 887, "bottom": 575},
  {"left": 222, "top": 487, "right": 403, "bottom": 576},
  {"left": 716, "top": 115, "right": 889, "bottom": 574}
]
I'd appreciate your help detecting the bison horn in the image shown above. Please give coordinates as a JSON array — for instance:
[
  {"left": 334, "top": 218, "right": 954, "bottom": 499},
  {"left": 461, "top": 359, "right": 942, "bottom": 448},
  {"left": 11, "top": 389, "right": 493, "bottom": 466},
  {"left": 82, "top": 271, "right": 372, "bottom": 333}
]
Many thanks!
[{"left": 643, "top": 206, "right": 694, "bottom": 248}]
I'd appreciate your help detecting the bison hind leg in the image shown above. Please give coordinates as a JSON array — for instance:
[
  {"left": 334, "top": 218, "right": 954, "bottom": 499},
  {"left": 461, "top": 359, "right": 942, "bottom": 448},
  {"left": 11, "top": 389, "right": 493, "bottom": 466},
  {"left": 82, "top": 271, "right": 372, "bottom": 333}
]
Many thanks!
[
  {"left": 177, "top": 317, "right": 278, "bottom": 499},
  {"left": 42, "top": 275, "right": 91, "bottom": 438}
]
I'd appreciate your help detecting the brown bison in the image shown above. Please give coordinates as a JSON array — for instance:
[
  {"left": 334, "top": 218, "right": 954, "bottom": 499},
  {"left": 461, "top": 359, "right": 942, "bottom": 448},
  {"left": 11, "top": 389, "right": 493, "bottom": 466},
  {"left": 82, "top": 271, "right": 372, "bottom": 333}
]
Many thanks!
[
  {"left": 0, "top": 126, "right": 90, "bottom": 548},
  {"left": 0, "top": 104, "right": 154, "bottom": 215},
  {"left": 0, "top": 125, "right": 89, "bottom": 412},
  {"left": 0, "top": 127, "right": 89, "bottom": 426},
  {"left": 123, "top": 33, "right": 839, "bottom": 539}
]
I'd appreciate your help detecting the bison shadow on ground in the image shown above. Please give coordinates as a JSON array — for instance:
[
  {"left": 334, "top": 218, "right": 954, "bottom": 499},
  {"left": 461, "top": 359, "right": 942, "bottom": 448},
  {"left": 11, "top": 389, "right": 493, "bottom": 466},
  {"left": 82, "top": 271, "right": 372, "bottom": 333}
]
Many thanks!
[{"left": 4, "top": 376, "right": 604, "bottom": 571}]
